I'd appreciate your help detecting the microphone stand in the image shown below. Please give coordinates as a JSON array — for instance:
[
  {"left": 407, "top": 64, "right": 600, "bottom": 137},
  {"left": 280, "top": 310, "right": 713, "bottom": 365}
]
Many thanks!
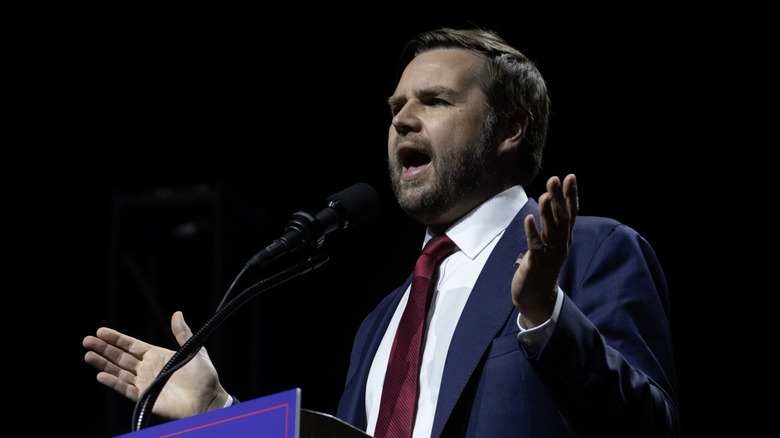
[{"left": 131, "top": 251, "right": 330, "bottom": 432}]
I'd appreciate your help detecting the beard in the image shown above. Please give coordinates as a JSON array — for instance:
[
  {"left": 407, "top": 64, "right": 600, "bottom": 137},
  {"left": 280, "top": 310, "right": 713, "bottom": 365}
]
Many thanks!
[{"left": 389, "top": 123, "right": 497, "bottom": 225}]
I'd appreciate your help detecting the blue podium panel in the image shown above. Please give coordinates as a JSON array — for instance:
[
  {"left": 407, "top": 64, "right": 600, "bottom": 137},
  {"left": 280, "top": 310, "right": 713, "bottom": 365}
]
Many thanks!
[{"left": 117, "top": 388, "right": 300, "bottom": 438}]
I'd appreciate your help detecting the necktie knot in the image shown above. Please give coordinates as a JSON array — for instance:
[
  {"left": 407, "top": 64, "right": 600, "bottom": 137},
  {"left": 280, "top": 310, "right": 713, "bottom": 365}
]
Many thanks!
[
  {"left": 415, "top": 235, "right": 457, "bottom": 282},
  {"left": 421, "top": 234, "right": 457, "bottom": 259}
]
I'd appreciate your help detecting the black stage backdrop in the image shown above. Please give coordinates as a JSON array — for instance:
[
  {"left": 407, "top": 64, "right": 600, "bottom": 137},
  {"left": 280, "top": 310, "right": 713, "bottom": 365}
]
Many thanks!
[{"left": 11, "top": 3, "right": 775, "bottom": 437}]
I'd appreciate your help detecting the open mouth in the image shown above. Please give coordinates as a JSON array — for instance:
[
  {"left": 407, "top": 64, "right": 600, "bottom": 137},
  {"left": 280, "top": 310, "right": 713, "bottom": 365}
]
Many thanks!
[{"left": 399, "top": 146, "right": 431, "bottom": 180}]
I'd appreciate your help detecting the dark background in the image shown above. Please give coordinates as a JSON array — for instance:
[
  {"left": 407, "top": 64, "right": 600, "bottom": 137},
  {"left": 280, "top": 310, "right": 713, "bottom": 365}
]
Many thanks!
[{"left": 12, "top": 3, "right": 775, "bottom": 437}]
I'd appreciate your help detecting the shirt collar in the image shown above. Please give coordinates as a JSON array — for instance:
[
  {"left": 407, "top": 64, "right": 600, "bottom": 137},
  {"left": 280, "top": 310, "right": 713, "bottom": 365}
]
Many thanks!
[{"left": 423, "top": 185, "right": 528, "bottom": 260}]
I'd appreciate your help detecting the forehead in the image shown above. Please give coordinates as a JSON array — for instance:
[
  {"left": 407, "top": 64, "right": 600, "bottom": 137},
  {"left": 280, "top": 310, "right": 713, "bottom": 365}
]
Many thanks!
[{"left": 396, "top": 48, "right": 486, "bottom": 91}]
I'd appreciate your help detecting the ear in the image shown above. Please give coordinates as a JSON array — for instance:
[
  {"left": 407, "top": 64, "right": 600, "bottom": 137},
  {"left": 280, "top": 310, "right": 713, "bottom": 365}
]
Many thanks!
[{"left": 497, "top": 111, "right": 529, "bottom": 153}]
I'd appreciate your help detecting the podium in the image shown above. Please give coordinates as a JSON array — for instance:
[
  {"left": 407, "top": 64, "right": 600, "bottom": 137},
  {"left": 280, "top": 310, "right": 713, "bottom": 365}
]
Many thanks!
[{"left": 116, "top": 388, "right": 370, "bottom": 437}]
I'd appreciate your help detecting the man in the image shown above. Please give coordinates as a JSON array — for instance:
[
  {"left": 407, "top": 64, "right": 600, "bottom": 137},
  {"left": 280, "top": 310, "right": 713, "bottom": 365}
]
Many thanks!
[{"left": 84, "top": 27, "right": 680, "bottom": 437}]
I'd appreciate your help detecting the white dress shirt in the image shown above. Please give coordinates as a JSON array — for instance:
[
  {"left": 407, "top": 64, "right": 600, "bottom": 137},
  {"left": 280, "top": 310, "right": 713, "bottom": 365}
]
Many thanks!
[{"left": 364, "top": 185, "right": 563, "bottom": 437}]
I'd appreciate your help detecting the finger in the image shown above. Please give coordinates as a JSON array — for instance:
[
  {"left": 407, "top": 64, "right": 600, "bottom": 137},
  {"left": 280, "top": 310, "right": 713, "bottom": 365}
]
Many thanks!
[
  {"left": 549, "top": 175, "right": 570, "bottom": 230},
  {"left": 96, "top": 369, "right": 140, "bottom": 401},
  {"left": 95, "top": 327, "right": 152, "bottom": 358},
  {"left": 539, "top": 177, "right": 565, "bottom": 249},
  {"left": 563, "top": 174, "right": 578, "bottom": 215},
  {"left": 88, "top": 329, "right": 151, "bottom": 376},
  {"left": 84, "top": 343, "right": 113, "bottom": 372},
  {"left": 524, "top": 213, "right": 542, "bottom": 250},
  {"left": 171, "top": 311, "right": 194, "bottom": 348},
  {"left": 546, "top": 175, "right": 565, "bottom": 219},
  {"left": 87, "top": 336, "right": 144, "bottom": 375},
  {"left": 538, "top": 191, "right": 555, "bottom": 246},
  {"left": 85, "top": 349, "right": 139, "bottom": 386},
  {"left": 563, "top": 174, "right": 579, "bottom": 241},
  {"left": 84, "top": 349, "right": 120, "bottom": 375}
]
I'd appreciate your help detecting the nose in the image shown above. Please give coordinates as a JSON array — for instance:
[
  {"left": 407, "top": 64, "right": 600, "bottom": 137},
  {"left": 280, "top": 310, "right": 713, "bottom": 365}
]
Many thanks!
[{"left": 391, "top": 102, "right": 422, "bottom": 136}]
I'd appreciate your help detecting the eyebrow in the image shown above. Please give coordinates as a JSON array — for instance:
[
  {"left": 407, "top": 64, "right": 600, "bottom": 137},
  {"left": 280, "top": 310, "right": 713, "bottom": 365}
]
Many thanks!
[
  {"left": 387, "top": 94, "right": 405, "bottom": 109},
  {"left": 387, "top": 85, "right": 457, "bottom": 108}
]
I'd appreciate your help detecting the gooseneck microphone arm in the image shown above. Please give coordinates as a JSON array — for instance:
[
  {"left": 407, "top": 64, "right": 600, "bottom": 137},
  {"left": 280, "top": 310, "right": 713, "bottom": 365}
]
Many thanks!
[
  {"left": 130, "top": 182, "right": 380, "bottom": 431},
  {"left": 132, "top": 252, "right": 330, "bottom": 431}
]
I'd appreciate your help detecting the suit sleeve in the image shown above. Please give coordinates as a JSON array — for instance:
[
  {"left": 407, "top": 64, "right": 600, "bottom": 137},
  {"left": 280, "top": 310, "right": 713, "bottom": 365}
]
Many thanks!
[{"left": 529, "top": 219, "right": 680, "bottom": 437}]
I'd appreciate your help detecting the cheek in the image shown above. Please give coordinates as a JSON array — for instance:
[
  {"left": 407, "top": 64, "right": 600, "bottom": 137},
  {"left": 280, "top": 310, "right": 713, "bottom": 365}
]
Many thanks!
[
  {"left": 431, "top": 115, "right": 482, "bottom": 152},
  {"left": 387, "top": 126, "right": 397, "bottom": 154},
  {"left": 460, "top": 108, "right": 487, "bottom": 137}
]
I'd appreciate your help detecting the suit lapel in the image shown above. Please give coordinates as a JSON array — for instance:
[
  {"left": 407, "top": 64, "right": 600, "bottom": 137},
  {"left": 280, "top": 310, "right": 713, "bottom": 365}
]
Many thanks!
[{"left": 430, "top": 200, "right": 538, "bottom": 436}]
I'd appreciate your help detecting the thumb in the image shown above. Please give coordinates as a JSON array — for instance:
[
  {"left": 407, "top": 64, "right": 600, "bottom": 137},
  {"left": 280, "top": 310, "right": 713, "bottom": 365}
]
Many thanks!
[{"left": 171, "top": 310, "right": 194, "bottom": 347}]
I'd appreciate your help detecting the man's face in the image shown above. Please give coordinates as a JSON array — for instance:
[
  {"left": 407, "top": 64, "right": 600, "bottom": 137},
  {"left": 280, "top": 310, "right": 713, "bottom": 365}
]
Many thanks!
[{"left": 387, "top": 48, "right": 495, "bottom": 229}]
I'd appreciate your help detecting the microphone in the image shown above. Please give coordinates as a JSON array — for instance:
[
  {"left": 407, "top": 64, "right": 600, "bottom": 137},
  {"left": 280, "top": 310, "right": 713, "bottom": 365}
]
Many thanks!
[{"left": 246, "top": 182, "right": 380, "bottom": 268}]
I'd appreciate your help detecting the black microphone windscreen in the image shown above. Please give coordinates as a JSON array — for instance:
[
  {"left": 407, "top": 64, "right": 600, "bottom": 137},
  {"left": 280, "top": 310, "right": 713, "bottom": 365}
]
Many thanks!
[{"left": 327, "top": 182, "right": 380, "bottom": 229}]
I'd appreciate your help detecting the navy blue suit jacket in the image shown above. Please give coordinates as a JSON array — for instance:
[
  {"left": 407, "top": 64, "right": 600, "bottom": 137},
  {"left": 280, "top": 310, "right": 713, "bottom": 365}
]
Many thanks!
[{"left": 336, "top": 199, "right": 679, "bottom": 437}]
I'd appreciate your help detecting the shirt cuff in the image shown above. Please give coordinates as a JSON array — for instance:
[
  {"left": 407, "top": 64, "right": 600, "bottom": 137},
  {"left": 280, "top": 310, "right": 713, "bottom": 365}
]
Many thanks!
[{"left": 516, "top": 288, "right": 563, "bottom": 355}]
